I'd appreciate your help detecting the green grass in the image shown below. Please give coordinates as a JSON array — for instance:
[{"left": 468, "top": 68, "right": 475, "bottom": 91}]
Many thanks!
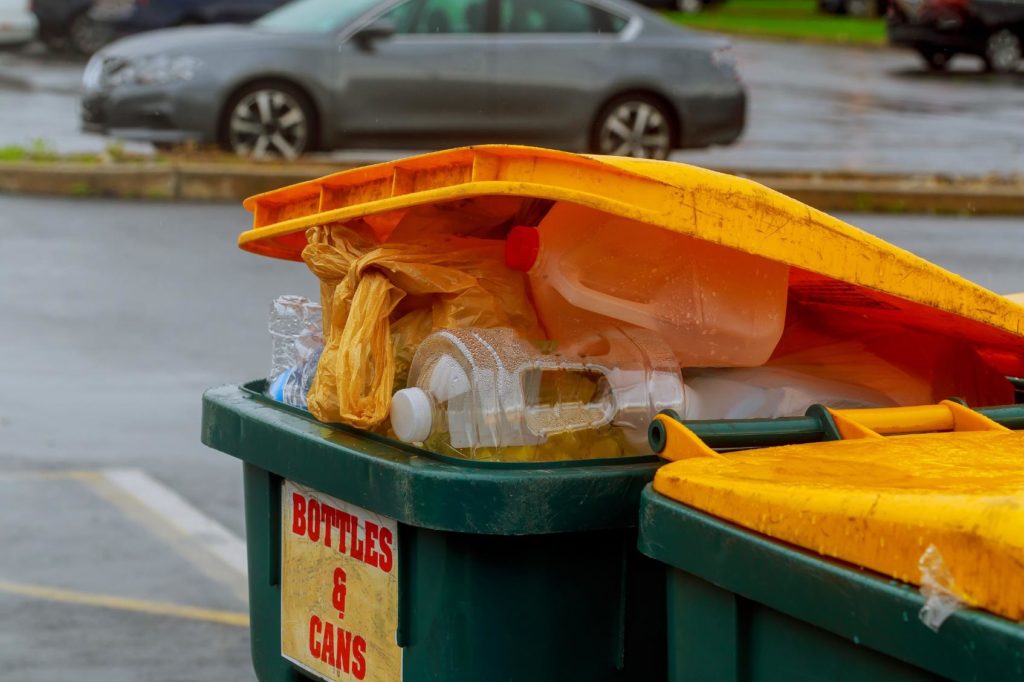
[{"left": 666, "top": 0, "right": 887, "bottom": 46}]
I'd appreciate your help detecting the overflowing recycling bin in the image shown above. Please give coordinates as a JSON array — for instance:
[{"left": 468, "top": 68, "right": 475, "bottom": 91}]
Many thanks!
[{"left": 203, "top": 145, "right": 1024, "bottom": 681}]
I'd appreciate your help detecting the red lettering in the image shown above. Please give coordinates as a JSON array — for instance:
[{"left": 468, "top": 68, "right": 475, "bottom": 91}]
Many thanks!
[
  {"left": 352, "top": 636, "right": 367, "bottom": 680},
  {"left": 308, "top": 499, "right": 321, "bottom": 543},
  {"left": 378, "top": 527, "right": 394, "bottom": 573},
  {"left": 364, "top": 522, "right": 379, "bottom": 568},
  {"left": 336, "top": 626, "right": 353, "bottom": 673},
  {"left": 336, "top": 511, "right": 350, "bottom": 553},
  {"left": 322, "top": 505, "right": 337, "bottom": 548},
  {"left": 292, "top": 494, "right": 306, "bottom": 537},
  {"left": 332, "top": 567, "right": 347, "bottom": 618},
  {"left": 321, "top": 620, "right": 335, "bottom": 667},
  {"left": 308, "top": 615, "right": 322, "bottom": 658},
  {"left": 350, "top": 516, "right": 364, "bottom": 561}
]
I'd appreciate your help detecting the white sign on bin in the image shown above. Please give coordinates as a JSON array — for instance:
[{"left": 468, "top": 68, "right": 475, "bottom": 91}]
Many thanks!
[{"left": 280, "top": 481, "right": 401, "bottom": 681}]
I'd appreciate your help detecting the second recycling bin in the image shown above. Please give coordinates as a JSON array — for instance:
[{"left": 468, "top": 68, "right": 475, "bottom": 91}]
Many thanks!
[{"left": 638, "top": 405, "right": 1024, "bottom": 681}]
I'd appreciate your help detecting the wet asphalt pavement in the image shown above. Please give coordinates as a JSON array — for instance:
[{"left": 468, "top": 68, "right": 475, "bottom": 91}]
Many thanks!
[
  {"left": 0, "top": 194, "right": 1022, "bottom": 680},
  {"left": 0, "top": 36, "right": 1022, "bottom": 173}
]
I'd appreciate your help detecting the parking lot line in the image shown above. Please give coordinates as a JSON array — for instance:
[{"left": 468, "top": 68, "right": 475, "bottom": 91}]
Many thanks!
[
  {"left": 97, "top": 468, "right": 249, "bottom": 578},
  {"left": 0, "top": 470, "right": 100, "bottom": 481},
  {"left": 0, "top": 579, "right": 249, "bottom": 627},
  {"left": 78, "top": 468, "right": 250, "bottom": 604}
]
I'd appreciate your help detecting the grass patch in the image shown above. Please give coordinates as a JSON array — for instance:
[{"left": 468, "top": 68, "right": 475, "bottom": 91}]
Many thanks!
[{"left": 666, "top": 0, "right": 887, "bottom": 45}]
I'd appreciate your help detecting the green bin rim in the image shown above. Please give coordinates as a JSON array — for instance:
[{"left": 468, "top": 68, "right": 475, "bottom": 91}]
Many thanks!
[{"left": 202, "top": 383, "right": 660, "bottom": 535}]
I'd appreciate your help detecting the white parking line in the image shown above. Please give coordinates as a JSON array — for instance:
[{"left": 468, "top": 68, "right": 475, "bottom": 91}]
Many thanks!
[{"left": 98, "top": 468, "right": 249, "bottom": 579}]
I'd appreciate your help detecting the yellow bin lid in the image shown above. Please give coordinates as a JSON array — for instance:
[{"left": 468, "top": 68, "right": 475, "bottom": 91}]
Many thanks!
[
  {"left": 237, "top": 145, "right": 1024, "bottom": 380},
  {"left": 652, "top": 405, "right": 1024, "bottom": 621}
]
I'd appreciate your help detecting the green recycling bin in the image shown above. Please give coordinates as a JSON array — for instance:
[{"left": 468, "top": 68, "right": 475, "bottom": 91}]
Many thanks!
[
  {"left": 637, "top": 485, "right": 1024, "bottom": 681},
  {"left": 202, "top": 382, "right": 666, "bottom": 681}
]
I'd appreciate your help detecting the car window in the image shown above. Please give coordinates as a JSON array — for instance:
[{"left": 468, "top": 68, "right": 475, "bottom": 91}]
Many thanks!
[
  {"left": 499, "top": 0, "right": 626, "bottom": 34},
  {"left": 256, "top": 0, "right": 381, "bottom": 33},
  {"left": 380, "top": 0, "right": 489, "bottom": 34}
]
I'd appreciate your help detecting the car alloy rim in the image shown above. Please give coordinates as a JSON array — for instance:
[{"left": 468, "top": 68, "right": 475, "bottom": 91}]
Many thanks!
[
  {"left": 599, "top": 101, "right": 671, "bottom": 159},
  {"left": 229, "top": 89, "right": 308, "bottom": 160},
  {"left": 987, "top": 30, "right": 1022, "bottom": 72}
]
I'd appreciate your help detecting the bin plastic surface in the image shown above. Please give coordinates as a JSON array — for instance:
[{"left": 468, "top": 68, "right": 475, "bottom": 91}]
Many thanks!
[
  {"left": 637, "top": 485, "right": 1024, "bottom": 682},
  {"left": 202, "top": 382, "right": 666, "bottom": 681}
]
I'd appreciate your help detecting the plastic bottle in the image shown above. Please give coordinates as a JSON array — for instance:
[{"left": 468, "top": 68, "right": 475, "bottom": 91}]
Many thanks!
[
  {"left": 267, "top": 295, "right": 323, "bottom": 410},
  {"left": 390, "top": 327, "right": 686, "bottom": 460},
  {"left": 503, "top": 203, "right": 790, "bottom": 367}
]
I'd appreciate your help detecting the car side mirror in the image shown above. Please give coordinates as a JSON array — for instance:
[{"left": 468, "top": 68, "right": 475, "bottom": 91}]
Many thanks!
[{"left": 352, "top": 19, "right": 396, "bottom": 50}]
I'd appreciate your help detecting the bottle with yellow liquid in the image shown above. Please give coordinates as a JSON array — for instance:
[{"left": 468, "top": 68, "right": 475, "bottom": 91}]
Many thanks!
[{"left": 390, "top": 327, "right": 686, "bottom": 461}]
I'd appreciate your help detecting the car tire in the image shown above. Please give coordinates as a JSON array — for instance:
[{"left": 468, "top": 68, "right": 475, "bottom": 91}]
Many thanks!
[
  {"left": 221, "top": 82, "right": 316, "bottom": 160},
  {"left": 590, "top": 95, "right": 676, "bottom": 160},
  {"left": 918, "top": 48, "right": 951, "bottom": 71},
  {"left": 983, "top": 29, "right": 1022, "bottom": 73},
  {"left": 676, "top": 0, "right": 704, "bottom": 13},
  {"left": 67, "top": 12, "right": 114, "bottom": 56}
]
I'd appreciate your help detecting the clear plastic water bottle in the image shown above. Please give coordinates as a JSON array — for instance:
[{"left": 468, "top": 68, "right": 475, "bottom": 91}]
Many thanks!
[
  {"left": 390, "top": 327, "right": 686, "bottom": 460},
  {"left": 268, "top": 295, "right": 323, "bottom": 410}
]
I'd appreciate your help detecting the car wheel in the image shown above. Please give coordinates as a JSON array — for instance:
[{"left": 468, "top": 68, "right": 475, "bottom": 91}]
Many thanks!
[
  {"left": 67, "top": 13, "right": 114, "bottom": 56},
  {"left": 223, "top": 83, "right": 314, "bottom": 160},
  {"left": 676, "top": 0, "right": 704, "bottom": 13},
  {"left": 918, "top": 48, "right": 951, "bottom": 71},
  {"left": 592, "top": 96, "right": 675, "bottom": 160},
  {"left": 984, "top": 29, "right": 1022, "bottom": 73}
]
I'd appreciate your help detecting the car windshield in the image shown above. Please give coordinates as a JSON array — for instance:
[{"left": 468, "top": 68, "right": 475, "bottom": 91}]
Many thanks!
[{"left": 255, "top": 0, "right": 382, "bottom": 33}]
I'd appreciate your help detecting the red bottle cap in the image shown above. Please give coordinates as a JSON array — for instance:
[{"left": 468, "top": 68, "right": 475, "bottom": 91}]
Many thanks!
[{"left": 505, "top": 226, "right": 540, "bottom": 272}]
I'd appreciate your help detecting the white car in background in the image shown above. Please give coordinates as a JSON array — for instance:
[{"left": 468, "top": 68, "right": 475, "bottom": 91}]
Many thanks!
[{"left": 0, "top": 0, "right": 37, "bottom": 47}]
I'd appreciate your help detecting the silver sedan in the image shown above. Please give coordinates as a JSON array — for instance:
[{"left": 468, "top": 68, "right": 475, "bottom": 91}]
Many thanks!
[{"left": 81, "top": 0, "right": 746, "bottom": 159}]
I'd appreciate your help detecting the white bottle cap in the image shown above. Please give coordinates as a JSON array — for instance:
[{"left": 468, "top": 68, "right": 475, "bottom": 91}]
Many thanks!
[{"left": 391, "top": 388, "right": 434, "bottom": 443}]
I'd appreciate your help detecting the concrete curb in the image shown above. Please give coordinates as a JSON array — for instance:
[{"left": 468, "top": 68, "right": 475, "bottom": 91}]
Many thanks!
[{"left": 2, "top": 161, "right": 1024, "bottom": 214}]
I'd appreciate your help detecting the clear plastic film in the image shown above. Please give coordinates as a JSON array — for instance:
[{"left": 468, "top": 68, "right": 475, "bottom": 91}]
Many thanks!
[
  {"left": 391, "top": 327, "right": 684, "bottom": 461},
  {"left": 918, "top": 544, "right": 968, "bottom": 632},
  {"left": 301, "top": 223, "right": 543, "bottom": 430}
]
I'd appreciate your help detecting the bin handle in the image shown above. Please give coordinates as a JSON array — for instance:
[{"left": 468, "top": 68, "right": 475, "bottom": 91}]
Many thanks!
[{"left": 649, "top": 401, "right": 1018, "bottom": 460}]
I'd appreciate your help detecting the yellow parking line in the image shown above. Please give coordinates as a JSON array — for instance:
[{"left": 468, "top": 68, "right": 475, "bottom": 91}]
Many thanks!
[{"left": 0, "top": 579, "right": 250, "bottom": 628}]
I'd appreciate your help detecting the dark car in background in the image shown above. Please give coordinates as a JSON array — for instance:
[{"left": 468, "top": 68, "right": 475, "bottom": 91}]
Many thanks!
[
  {"left": 634, "top": 0, "right": 727, "bottom": 13},
  {"left": 33, "top": 0, "right": 288, "bottom": 54},
  {"left": 888, "top": 0, "right": 1024, "bottom": 72},
  {"left": 90, "top": 0, "right": 288, "bottom": 40},
  {"left": 81, "top": 0, "right": 746, "bottom": 160},
  {"left": 819, "top": 0, "right": 888, "bottom": 17},
  {"left": 31, "top": 0, "right": 100, "bottom": 53}
]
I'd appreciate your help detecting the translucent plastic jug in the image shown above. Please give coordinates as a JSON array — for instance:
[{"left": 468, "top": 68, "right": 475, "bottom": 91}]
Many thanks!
[
  {"left": 390, "top": 327, "right": 685, "bottom": 459},
  {"left": 504, "top": 203, "right": 790, "bottom": 367}
]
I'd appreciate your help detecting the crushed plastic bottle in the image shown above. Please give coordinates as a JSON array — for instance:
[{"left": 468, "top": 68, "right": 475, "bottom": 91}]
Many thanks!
[
  {"left": 267, "top": 295, "right": 323, "bottom": 410},
  {"left": 503, "top": 203, "right": 790, "bottom": 367},
  {"left": 390, "top": 327, "right": 686, "bottom": 461}
]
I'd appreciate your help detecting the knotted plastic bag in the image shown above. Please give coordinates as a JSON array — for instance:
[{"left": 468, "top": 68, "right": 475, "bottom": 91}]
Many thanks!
[{"left": 301, "top": 222, "right": 542, "bottom": 430}]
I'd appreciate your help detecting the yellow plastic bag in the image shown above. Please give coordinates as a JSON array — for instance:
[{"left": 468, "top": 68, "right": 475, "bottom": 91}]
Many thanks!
[{"left": 301, "top": 222, "right": 542, "bottom": 430}]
